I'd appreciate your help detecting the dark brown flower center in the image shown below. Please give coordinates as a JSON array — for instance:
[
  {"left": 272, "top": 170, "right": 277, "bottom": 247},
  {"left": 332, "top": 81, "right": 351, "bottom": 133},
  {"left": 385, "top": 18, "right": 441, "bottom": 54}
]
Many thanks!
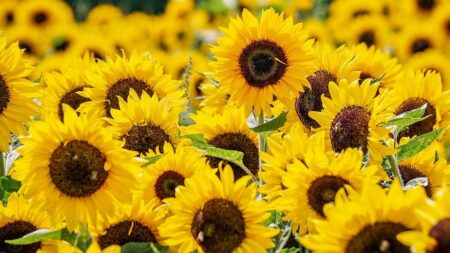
[
  {"left": 0, "top": 220, "right": 40, "bottom": 253},
  {"left": 33, "top": 11, "right": 48, "bottom": 25},
  {"left": 359, "top": 72, "right": 374, "bottom": 83},
  {"left": 58, "top": 87, "right": 90, "bottom": 121},
  {"left": 98, "top": 220, "right": 156, "bottom": 249},
  {"left": 49, "top": 140, "right": 108, "bottom": 197},
  {"left": 19, "top": 42, "right": 33, "bottom": 55},
  {"left": 105, "top": 78, "right": 153, "bottom": 117},
  {"left": 191, "top": 198, "right": 245, "bottom": 253},
  {"left": 121, "top": 124, "right": 170, "bottom": 155},
  {"left": 89, "top": 49, "right": 104, "bottom": 60},
  {"left": 345, "top": 222, "right": 410, "bottom": 253},
  {"left": 395, "top": 97, "right": 436, "bottom": 138},
  {"left": 54, "top": 39, "right": 70, "bottom": 52},
  {"left": 207, "top": 132, "right": 259, "bottom": 180},
  {"left": 352, "top": 10, "right": 370, "bottom": 18},
  {"left": 399, "top": 165, "right": 432, "bottom": 197},
  {"left": 411, "top": 38, "right": 431, "bottom": 54},
  {"left": 359, "top": 31, "right": 376, "bottom": 47},
  {"left": 446, "top": 20, "right": 450, "bottom": 35},
  {"left": 417, "top": 0, "right": 435, "bottom": 11},
  {"left": 0, "top": 75, "right": 10, "bottom": 115},
  {"left": 307, "top": 175, "right": 350, "bottom": 217},
  {"left": 428, "top": 218, "right": 450, "bottom": 253},
  {"left": 238, "top": 39, "right": 288, "bottom": 88},
  {"left": 295, "top": 70, "right": 336, "bottom": 129},
  {"left": 330, "top": 105, "right": 371, "bottom": 153},
  {"left": 5, "top": 11, "right": 13, "bottom": 24},
  {"left": 154, "top": 170, "right": 185, "bottom": 200}
]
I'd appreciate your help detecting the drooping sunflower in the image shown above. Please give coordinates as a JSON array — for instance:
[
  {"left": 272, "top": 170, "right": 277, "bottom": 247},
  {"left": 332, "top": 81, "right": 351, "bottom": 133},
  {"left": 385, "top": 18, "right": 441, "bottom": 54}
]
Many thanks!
[
  {"left": 0, "top": 35, "right": 39, "bottom": 152},
  {"left": 86, "top": 4, "right": 123, "bottom": 26},
  {"left": 397, "top": 186, "right": 450, "bottom": 253},
  {"left": 94, "top": 199, "right": 165, "bottom": 249},
  {"left": 38, "top": 240, "right": 120, "bottom": 253},
  {"left": 405, "top": 50, "right": 450, "bottom": 91},
  {"left": 395, "top": 23, "right": 444, "bottom": 60},
  {"left": 141, "top": 143, "right": 212, "bottom": 205},
  {"left": 159, "top": 165, "right": 278, "bottom": 253},
  {"left": 210, "top": 8, "right": 315, "bottom": 116},
  {"left": 279, "top": 148, "right": 381, "bottom": 235},
  {"left": 106, "top": 90, "right": 181, "bottom": 156},
  {"left": 309, "top": 79, "right": 395, "bottom": 163},
  {"left": 41, "top": 55, "right": 95, "bottom": 121},
  {"left": 282, "top": 45, "right": 359, "bottom": 130},
  {"left": 300, "top": 181, "right": 426, "bottom": 253},
  {"left": 386, "top": 70, "right": 450, "bottom": 139},
  {"left": 184, "top": 105, "right": 259, "bottom": 180},
  {"left": 80, "top": 51, "right": 185, "bottom": 118},
  {"left": 15, "top": 0, "right": 74, "bottom": 30},
  {"left": 10, "top": 107, "right": 140, "bottom": 230}
]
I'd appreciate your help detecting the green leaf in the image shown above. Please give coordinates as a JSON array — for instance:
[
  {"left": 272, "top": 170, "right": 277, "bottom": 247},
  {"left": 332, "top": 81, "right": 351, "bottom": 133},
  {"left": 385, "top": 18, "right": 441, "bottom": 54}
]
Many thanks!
[
  {"left": 121, "top": 242, "right": 169, "bottom": 253},
  {"left": 251, "top": 112, "right": 287, "bottom": 133},
  {"left": 142, "top": 155, "right": 164, "bottom": 167},
  {"left": 180, "top": 134, "right": 209, "bottom": 150},
  {"left": 197, "top": 0, "right": 228, "bottom": 15},
  {"left": 74, "top": 223, "right": 92, "bottom": 252},
  {"left": 370, "top": 73, "right": 386, "bottom": 84},
  {"left": 397, "top": 128, "right": 443, "bottom": 162},
  {"left": 384, "top": 104, "right": 429, "bottom": 134},
  {"left": 5, "top": 228, "right": 76, "bottom": 245},
  {"left": 0, "top": 176, "right": 21, "bottom": 192}
]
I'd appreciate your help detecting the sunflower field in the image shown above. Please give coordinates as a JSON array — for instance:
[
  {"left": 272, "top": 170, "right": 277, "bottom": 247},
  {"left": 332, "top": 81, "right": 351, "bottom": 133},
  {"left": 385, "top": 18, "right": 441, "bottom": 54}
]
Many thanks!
[{"left": 0, "top": 0, "right": 450, "bottom": 252}]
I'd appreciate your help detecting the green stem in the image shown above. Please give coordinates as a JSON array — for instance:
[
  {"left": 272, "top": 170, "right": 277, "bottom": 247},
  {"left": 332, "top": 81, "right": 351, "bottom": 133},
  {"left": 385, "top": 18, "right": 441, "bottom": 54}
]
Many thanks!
[
  {"left": 0, "top": 152, "right": 4, "bottom": 177},
  {"left": 258, "top": 112, "right": 266, "bottom": 151},
  {"left": 387, "top": 155, "right": 404, "bottom": 187},
  {"left": 275, "top": 221, "right": 292, "bottom": 253}
]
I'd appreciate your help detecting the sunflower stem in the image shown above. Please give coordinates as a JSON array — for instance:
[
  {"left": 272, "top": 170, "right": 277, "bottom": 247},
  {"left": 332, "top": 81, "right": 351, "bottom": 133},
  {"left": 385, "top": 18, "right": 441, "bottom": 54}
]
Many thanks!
[
  {"left": 0, "top": 153, "right": 4, "bottom": 177},
  {"left": 387, "top": 154, "right": 404, "bottom": 187},
  {"left": 257, "top": 111, "right": 266, "bottom": 188}
]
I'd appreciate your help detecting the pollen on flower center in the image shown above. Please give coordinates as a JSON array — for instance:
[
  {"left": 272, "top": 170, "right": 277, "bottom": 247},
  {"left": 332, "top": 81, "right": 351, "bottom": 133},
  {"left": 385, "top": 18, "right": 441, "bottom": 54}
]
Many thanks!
[
  {"left": 0, "top": 75, "right": 10, "bottom": 115},
  {"left": 98, "top": 220, "right": 156, "bottom": 249},
  {"left": 0, "top": 220, "right": 41, "bottom": 253},
  {"left": 121, "top": 124, "right": 170, "bottom": 155},
  {"left": 191, "top": 198, "right": 245, "bottom": 253},
  {"left": 307, "top": 175, "right": 350, "bottom": 217}
]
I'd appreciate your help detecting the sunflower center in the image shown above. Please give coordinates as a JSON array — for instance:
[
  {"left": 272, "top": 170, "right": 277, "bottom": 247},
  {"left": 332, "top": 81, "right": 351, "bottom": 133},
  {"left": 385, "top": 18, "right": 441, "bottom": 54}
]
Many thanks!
[
  {"left": 359, "top": 72, "right": 374, "bottom": 83},
  {"left": 398, "top": 165, "right": 432, "bottom": 197},
  {"left": 411, "top": 38, "right": 431, "bottom": 54},
  {"left": 58, "top": 87, "right": 90, "bottom": 121},
  {"left": 346, "top": 222, "right": 410, "bottom": 253},
  {"left": 352, "top": 9, "right": 370, "bottom": 18},
  {"left": 49, "top": 140, "right": 108, "bottom": 197},
  {"left": 428, "top": 218, "right": 450, "bottom": 253},
  {"left": 0, "top": 220, "right": 40, "bottom": 253},
  {"left": 191, "top": 198, "right": 245, "bottom": 253},
  {"left": 5, "top": 11, "right": 13, "bottom": 24},
  {"left": 295, "top": 70, "right": 336, "bottom": 129},
  {"left": 417, "top": 0, "right": 435, "bottom": 11},
  {"left": 98, "top": 220, "right": 156, "bottom": 249},
  {"left": 238, "top": 39, "right": 288, "bottom": 88},
  {"left": 307, "top": 175, "right": 350, "bottom": 217},
  {"left": 207, "top": 132, "right": 259, "bottom": 180},
  {"left": 19, "top": 42, "right": 33, "bottom": 55},
  {"left": 359, "top": 30, "right": 375, "bottom": 47},
  {"left": 395, "top": 97, "right": 436, "bottom": 138},
  {"left": 89, "top": 49, "right": 104, "bottom": 60},
  {"left": 154, "top": 170, "right": 185, "bottom": 200},
  {"left": 54, "top": 39, "right": 70, "bottom": 52},
  {"left": 105, "top": 77, "right": 154, "bottom": 117},
  {"left": 330, "top": 105, "right": 371, "bottom": 153},
  {"left": 0, "top": 75, "right": 10, "bottom": 115},
  {"left": 33, "top": 11, "right": 48, "bottom": 25},
  {"left": 122, "top": 124, "right": 170, "bottom": 155},
  {"left": 446, "top": 20, "right": 450, "bottom": 35}
]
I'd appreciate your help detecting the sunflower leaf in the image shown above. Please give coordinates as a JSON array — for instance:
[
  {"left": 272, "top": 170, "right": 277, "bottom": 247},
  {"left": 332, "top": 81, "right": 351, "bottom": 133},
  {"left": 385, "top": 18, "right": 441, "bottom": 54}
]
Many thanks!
[
  {"left": 142, "top": 154, "right": 164, "bottom": 167},
  {"left": 74, "top": 223, "right": 93, "bottom": 251},
  {"left": 180, "top": 133, "right": 209, "bottom": 149},
  {"left": 384, "top": 104, "right": 429, "bottom": 134},
  {"left": 5, "top": 228, "right": 76, "bottom": 245},
  {"left": 251, "top": 111, "right": 287, "bottom": 133},
  {"left": 121, "top": 242, "right": 169, "bottom": 253},
  {"left": 397, "top": 128, "right": 443, "bottom": 161},
  {"left": 0, "top": 176, "right": 21, "bottom": 203}
]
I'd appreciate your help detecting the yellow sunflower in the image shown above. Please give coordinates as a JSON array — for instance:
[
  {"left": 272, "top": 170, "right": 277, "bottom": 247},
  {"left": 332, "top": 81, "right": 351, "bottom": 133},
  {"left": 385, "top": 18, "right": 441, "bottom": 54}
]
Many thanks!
[
  {"left": 340, "top": 15, "right": 391, "bottom": 48},
  {"left": 395, "top": 22, "right": 444, "bottom": 60},
  {"left": 397, "top": 186, "right": 450, "bottom": 253},
  {"left": 400, "top": 0, "right": 444, "bottom": 18},
  {"left": 159, "top": 165, "right": 278, "bottom": 253},
  {"left": 94, "top": 199, "right": 165, "bottom": 249},
  {"left": 38, "top": 240, "right": 120, "bottom": 253},
  {"left": 282, "top": 45, "right": 359, "bottom": 130},
  {"left": 309, "top": 79, "right": 395, "bottom": 163},
  {"left": 11, "top": 106, "right": 140, "bottom": 230},
  {"left": 300, "top": 181, "right": 426, "bottom": 253},
  {"left": 184, "top": 105, "right": 259, "bottom": 180},
  {"left": 15, "top": 0, "right": 74, "bottom": 30},
  {"left": 210, "top": 8, "right": 315, "bottom": 116},
  {"left": 387, "top": 70, "right": 450, "bottom": 139},
  {"left": 80, "top": 51, "right": 185, "bottom": 118},
  {"left": 199, "top": 82, "right": 230, "bottom": 114},
  {"left": 141, "top": 143, "right": 212, "bottom": 205},
  {"left": 5, "top": 24, "right": 46, "bottom": 59},
  {"left": 66, "top": 30, "right": 116, "bottom": 60},
  {"left": 0, "top": 35, "right": 39, "bottom": 152},
  {"left": 279, "top": 148, "right": 381, "bottom": 235},
  {"left": 0, "top": 0, "right": 17, "bottom": 27},
  {"left": 86, "top": 4, "right": 123, "bottom": 26},
  {"left": 303, "top": 19, "right": 333, "bottom": 46},
  {"left": 405, "top": 50, "right": 450, "bottom": 91},
  {"left": 45, "top": 23, "right": 82, "bottom": 56}
]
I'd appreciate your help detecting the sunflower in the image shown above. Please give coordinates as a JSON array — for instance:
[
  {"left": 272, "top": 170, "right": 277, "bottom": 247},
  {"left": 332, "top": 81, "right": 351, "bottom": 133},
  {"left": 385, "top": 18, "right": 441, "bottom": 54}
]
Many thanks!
[
  {"left": 350, "top": 43, "right": 402, "bottom": 89},
  {"left": 432, "top": 2, "right": 450, "bottom": 44},
  {"left": 45, "top": 23, "right": 82, "bottom": 56},
  {"left": 0, "top": 35, "right": 39, "bottom": 152},
  {"left": 309, "top": 79, "right": 395, "bottom": 163},
  {"left": 210, "top": 8, "right": 315, "bottom": 116},
  {"left": 0, "top": 0, "right": 17, "bottom": 27},
  {"left": 279, "top": 148, "right": 381, "bottom": 235},
  {"left": 282, "top": 45, "right": 359, "bottom": 130},
  {"left": 397, "top": 186, "right": 450, "bottom": 253},
  {"left": 10, "top": 106, "right": 140, "bottom": 230},
  {"left": 300, "top": 181, "right": 426, "bottom": 253},
  {"left": 86, "top": 4, "right": 123, "bottom": 26},
  {"left": 386, "top": 70, "right": 450, "bottom": 139},
  {"left": 340, "top": 15, "right": 391, "bottom": 48},
  {"left": 405, "top": 50, "right": 450, "bottom": 91},
  {"left": 395, "top": 22, "right": 444, "bottom": 60},
  {"left": 5, "top": 25, "right": 46, "bottom": 58},
  {"left": 400, "top": 0, "right": 444, "bottom": 18},
  {"left": 303, "top": 19, "right": 333, "bottom": 46},
  {"left": 106, "top": 89, "right": 181, "bottom": 156},
  {"left": 141, "top": 143, "right": 212, "bottom": 205},
  {"left": 159, "top": 165, "right": 278, "bottom": 253},
  {"left": 66, "top": 30, "right": 116, "bottom": 60},
  {"left": 41, "top": 55, "right": 95, "bottom": 121},
  {"left": 80, "top": 51, "right": 185, "bottom": 118},
  {"left": 199, "top": 83, "right": 230, "bottom": 114},
  {"left": 15, "top": 0, "right": 74, "bottom": 30},
  {"left": 184, "top": 105, "right": 259, "bottom": 180},
  {"left": 0, "top": 193, "right": 52, "bottom": 253},
  {"left": 94, "top": 199, "right": 165, "bottom": 249},
  {"left": 159, "top": 17, "right": 194, "bottom": 52},
  {"left": 38, "top": 240, "right": 120, "bottom": 253}
]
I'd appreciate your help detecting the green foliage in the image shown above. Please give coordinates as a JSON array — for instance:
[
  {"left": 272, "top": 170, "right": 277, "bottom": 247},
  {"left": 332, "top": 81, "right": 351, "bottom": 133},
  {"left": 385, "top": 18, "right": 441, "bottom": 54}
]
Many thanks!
[
  {"left": 0, "top": 176, "right": 21, "bottom": 203},
  {"left": 5, "top": 228, "right": 77, "bottom": 245},
  {"left": 122, "top": 242, "right": 169, "bottom": 253},
  {"left": 251, "top": 112, "right": 287, "bottom": 133},
  {"left": 397, "top": 128, "right": 443, "bottom": 162},
  {"left": 384, "top": 104, "right": 429, "bottom": 138},
  {"left": 142, "top": 154, "right": 164, "bottom": 167}
]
